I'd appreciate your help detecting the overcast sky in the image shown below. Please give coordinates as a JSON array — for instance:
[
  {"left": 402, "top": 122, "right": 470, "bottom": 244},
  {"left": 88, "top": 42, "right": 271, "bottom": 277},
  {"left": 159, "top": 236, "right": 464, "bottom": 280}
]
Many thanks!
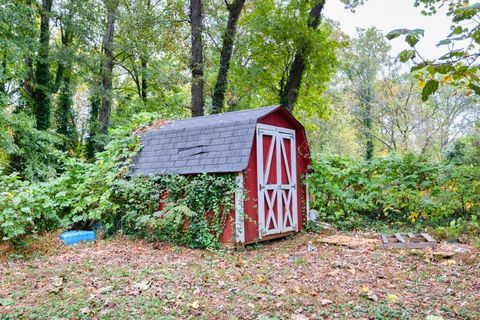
[{"left": 324, "top": 0, "right": 452, "bottom": 59}]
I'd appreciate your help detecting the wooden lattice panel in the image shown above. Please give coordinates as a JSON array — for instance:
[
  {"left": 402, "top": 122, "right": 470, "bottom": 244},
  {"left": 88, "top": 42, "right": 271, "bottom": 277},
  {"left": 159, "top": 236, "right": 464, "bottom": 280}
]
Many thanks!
[{"left": 381, "top": 233, "right": 437, "bottom": 249}]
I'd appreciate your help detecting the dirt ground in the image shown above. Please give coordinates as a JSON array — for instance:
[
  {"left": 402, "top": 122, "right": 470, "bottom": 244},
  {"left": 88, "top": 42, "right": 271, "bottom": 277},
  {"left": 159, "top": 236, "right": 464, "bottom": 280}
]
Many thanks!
[{"left": 0, "top": 232, "right": 479, "bottom": 320}]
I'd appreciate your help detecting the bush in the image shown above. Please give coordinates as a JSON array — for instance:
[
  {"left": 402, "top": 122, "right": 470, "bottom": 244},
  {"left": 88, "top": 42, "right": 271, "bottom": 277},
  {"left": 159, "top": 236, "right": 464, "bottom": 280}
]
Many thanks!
[
  {"left": 0, "top": 132, "right": 142, "bottom": 242},
  {"left": 0, "top": 119, "right": 238, "bottom": 248},
  {"left": 308, "top": 154, "right": 480, "bottom": 231}
]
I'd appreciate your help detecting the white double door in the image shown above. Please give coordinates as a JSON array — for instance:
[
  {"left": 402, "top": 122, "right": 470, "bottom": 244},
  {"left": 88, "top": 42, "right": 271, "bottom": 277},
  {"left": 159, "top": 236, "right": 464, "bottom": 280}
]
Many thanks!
[{"left": 256, "top": 124, "right": 298, "bottom": 238}]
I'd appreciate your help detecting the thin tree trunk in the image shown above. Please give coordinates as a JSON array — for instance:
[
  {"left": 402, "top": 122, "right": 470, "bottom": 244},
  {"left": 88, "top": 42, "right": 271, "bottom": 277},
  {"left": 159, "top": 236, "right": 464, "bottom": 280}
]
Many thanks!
[
  {"left": 361, "top": 84, "right": 374, "bottom": 160},
  {"left": 140, "top": 0, "right": 150, "bottom": 103},
  {"left": 56, "top": 28, "right": 77, "bottom": 150},
  {"left": 86, "top": 85, "right": 101, "bottom": 158},
  {"left": 211, "top": 0, "right": 245, "bottom": 114},
  {"left": 280, "top": 0, "right": 325, "bottom": 113},
  {"left": 99, "top": 0, "right": 118, "bottom": 136},
  {"left": 0, "top": 52, "right": 6, "bottom": 96},
  {"left": 22, "top": 0, "right": 35, "bottom": 103},
  {"left": 190, "top": 0, "right": 204, "bottom": 117},
  {"left": 34, "top": 0, "right": 53, "bottom": 130},
  {"left": 140, "top": 55, "right": 147, "bottom": 102},
  {"left": 364, "top": 101, "right": 374, "bottom": 160}
]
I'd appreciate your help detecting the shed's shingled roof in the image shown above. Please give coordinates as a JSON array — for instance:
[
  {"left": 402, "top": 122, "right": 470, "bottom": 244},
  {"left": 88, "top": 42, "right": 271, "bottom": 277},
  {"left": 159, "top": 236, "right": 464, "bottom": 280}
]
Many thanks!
[{"left": 131, "top": 105, "right": 280, "bottom": 176}]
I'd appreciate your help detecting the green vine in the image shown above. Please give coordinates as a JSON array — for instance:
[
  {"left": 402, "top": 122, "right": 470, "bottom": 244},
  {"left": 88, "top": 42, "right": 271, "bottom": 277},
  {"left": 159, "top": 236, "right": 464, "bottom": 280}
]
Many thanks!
[{"left": 128, "top": 173, "right": 238, "bottom": 249}]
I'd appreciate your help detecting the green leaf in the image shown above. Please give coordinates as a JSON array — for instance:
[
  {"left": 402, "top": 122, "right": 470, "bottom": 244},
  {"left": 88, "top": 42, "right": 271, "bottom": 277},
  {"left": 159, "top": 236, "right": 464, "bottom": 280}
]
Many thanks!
[
  {"left": 410, "top": 62, "right": 427, "bottom": 72},
  {"left": 0, "top": 298, "right": 15, "bottom": 306},
  {"left": 453, "top": 3, "right": 480, "bottom": 23},
  {"left": 408, "top": 29, "right": 425, "bottom": 36},
  {"left": 406, "top": 34, "right": 420, "bottom": 47},
  {"left": 448, "top": 26, "right": 463, "bottom": 37},
  {"left": 398, "top": 49, "right": 415, "bottom": 63},
  {"left": 421, "top": 80, "right": 439, "bottom": 101},
  {"left": 436, "top": 39, "right": 452, "bottom": 47},
  {"left": 385, "top": 29, "right": 409, "bottom": 40},
  {"left": 468, "top": 83, "right": 480, "bottom": 95}
]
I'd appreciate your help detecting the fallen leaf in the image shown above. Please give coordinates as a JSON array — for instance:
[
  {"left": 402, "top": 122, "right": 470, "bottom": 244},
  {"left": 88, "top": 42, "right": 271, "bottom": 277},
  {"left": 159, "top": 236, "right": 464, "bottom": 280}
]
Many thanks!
[
  {"left": 387, "top": 294, "right": 398, "bottom": 303},
  {"left": 133, "top": 280, "right": 151, "bottom": 291},
  {"left": 79, "top": 306, "right": 90, "bottom": 314},
  {"left": 99, "top": 286, "right": 113, "bottom": 294},
  {"left": 191, "top": 300, "right": 200, "bottom": 309},
  {"left": 52, "top": 276, "right": 63, "bottom": 287},
  {"left": 291, "top": 314, "right": 308, "bottom": 320},
  {"left": 366, "top": 291, "right": 378, "bottom": 302}
]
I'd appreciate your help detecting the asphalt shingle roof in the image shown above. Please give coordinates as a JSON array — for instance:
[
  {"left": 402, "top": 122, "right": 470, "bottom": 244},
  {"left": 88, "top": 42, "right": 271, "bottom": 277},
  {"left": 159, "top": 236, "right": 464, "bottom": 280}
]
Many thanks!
[{"left": 131, "top": 105, "right": 280, "bottom": 176}]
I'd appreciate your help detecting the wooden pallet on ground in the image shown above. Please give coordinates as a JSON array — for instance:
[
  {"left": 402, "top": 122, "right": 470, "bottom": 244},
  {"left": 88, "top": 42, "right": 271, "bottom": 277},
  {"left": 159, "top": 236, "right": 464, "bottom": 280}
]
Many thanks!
[{"left": 381, "top": 233, "right": 436, "bottom": 249}]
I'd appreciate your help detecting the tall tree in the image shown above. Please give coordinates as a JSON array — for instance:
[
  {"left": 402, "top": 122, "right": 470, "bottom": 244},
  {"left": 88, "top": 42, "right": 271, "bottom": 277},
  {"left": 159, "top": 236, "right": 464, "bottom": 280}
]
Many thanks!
[
  {"left": 279, "top": 0, "right": 325, "bottom": 112},
  {"left": 348, "top": 27, "right": 391, "bottom": 160},
  {"left": 33, "top": 0, "right": 54, "bottom": 130},
  {"left": 226, "top": 0, "right": 338, "bottom": 114},
  {"left": 190, "top": 0, "right": 204, "bottom": 117},
  {"left": 99, "top": 0, "right": 119, "bottom": 136},
  {"left": 55, "top": 24, "right": 77, "bottom": 150},
  {"left": 211, "top": 0, "right": 245, "bottom": 114},
  {"left": 20, "top": 0, "right": 68, "bottom": 130}
]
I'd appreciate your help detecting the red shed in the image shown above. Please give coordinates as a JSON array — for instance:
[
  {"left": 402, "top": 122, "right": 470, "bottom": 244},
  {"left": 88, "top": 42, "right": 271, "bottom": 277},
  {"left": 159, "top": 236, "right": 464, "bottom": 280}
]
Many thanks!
[{"left": 132, "top": 106, "right": 311, "bottom": 245}]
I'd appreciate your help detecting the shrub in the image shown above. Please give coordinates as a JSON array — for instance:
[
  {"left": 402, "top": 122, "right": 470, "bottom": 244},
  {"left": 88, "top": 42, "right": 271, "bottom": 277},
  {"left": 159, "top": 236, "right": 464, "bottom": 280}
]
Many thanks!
[
  {"left": 0, "top": 132, "right": 142, "bottom": 242},
  {"left": 308, "top": 154, "right": 480, "bottom": 230}
]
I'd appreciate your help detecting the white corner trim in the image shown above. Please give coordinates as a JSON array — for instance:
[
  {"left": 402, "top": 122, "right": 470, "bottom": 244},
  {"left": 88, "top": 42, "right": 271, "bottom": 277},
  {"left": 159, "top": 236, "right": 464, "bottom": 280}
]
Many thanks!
[
  {"left": 235, "top": 172, "right": 245, "bottom": 243},
  {"left": 306, "top": 175, "right": 310, "bottom": 221}
]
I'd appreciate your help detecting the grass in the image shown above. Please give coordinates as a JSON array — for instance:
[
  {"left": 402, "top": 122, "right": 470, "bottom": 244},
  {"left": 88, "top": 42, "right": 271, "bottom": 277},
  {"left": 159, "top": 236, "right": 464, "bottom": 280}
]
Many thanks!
[{"left": 1, "top": 232, "right": 479, "bottom": 319}]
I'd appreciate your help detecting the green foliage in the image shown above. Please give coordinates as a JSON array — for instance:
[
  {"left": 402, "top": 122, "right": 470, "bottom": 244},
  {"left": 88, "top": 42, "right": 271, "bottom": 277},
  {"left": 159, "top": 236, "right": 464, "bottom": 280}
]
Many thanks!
[
  {"left": 0, "top": 117, "right": 238, "bottom": 249},
  {"left": 0, "top": 111, "right": 61, "bottom": 181},
  {"left": 389, "top": 1, "right": 480, "bottom": 99},
  {"left": 228, "top": 0, "right": 339, "bottom": 115},
  {"left": 308, "top": 154, "right": 480, "bottom": 230},
  {"left": 132, "top": 174, "right": 238, "bottom": 249},
  {"left": 421, "top": 79, "right": 439, "bottom": 101},
  {"left": 0, "top": 128, "right": 141, "bottom": 242}
]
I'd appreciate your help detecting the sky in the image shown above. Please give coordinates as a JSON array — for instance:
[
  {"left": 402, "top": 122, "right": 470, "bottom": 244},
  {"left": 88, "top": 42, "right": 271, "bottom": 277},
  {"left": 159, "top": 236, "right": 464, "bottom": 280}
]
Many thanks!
[{"left": 324, "top": 0, "right": 453, "bottom": 59}]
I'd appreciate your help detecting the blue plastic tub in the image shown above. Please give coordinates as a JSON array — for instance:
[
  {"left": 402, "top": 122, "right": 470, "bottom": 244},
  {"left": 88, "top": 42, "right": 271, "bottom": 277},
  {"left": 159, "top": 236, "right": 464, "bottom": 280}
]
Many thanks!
[{"left": 60, "top": 230, "right": 96, "bottom": 245}]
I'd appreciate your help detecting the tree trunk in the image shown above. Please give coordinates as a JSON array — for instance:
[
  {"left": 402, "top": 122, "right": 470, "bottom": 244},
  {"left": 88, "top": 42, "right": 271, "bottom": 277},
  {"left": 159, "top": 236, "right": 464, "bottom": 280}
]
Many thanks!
[
  {"left": 190, "top": 0, "right": 204, "bottom": 117},
  {"left": 361, "top": 85, "right": 374, "bottom": 160},
  {"left": 364, "top": 101, "right": 374, "bottom": 160},
  {"left": 140, "top": 55, "right": 147, "bottom": 102},
  {"left": 280, "top": 0, "right": 325, "bottom": 113},
  {"left": 0, "top": 52, "right": 6, "bottom": 96},
  {"left": 211, "top": 0, "right": 245, "bottom": 114},
  {"left": 56, "top": 28, "right": 77, "bottom": 150},
  {"left": 86, "top": 85, "right": 101, "bottom": 159},
  {"left": 99, "top": 0, "right": 118, "bottom": 136},
  {"left": 140, "top": 0, "right": 150, "bottom": 103},
  {"left": 22, "top": 0, "right": 35, "bottom": 104},
  {"left": 34, "top": 0, "right": 53, "bottom": 130}
]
